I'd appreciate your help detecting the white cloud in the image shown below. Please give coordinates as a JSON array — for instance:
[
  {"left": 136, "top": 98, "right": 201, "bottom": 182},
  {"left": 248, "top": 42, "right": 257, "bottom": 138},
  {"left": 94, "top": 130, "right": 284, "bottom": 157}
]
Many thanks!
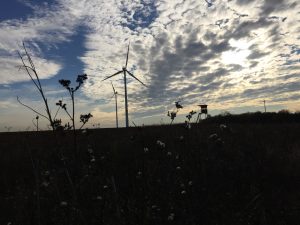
[
  {"left": 0, "top": 0, "right": 300, "bottom": 129},
  {"left": 0, "top": 55, "right": 62, "bottom": 84},
  {"left": 0, "top": 0, "right": 82, "bottom": 84}
]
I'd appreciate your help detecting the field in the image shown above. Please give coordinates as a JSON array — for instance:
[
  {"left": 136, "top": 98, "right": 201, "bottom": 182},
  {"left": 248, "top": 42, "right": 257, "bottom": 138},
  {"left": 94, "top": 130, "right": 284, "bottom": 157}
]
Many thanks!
[{"left": 0, "top": 118, "right": 300, "bottom": 225}]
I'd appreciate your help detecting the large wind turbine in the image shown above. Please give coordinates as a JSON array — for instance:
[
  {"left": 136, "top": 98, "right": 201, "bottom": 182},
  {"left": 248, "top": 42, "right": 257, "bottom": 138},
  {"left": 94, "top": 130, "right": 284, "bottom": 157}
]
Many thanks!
[{"left": 103, "top": 43, "right": 146, "bottom": 128}]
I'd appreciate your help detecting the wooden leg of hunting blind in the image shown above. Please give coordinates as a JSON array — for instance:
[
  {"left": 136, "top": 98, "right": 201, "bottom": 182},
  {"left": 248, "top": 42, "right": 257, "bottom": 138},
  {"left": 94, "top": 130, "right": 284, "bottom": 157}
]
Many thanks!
[{"left": 196, "top": 113, "right": 201, "bottom": 123}]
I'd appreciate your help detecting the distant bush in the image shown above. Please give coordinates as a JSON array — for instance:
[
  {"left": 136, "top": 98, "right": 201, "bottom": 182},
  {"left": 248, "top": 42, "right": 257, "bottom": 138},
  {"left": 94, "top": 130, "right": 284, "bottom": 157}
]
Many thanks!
[{"left": 204, "top": 111, "right": 300, "bottom": 124}]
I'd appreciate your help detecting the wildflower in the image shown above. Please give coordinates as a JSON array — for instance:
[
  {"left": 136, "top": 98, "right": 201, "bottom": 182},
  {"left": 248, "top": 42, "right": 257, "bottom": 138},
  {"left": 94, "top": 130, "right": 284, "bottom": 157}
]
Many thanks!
[
  {"left": 168, "top": 213, "right": 175, "bottom": 221},
  {"left": 76, "top": 74, "right": 88, "bottom": 85},
  {"left": 82, "top": 129, "right": 87, "bottom": 134},
  {"left": 43, "top": 170, "right": 50, "bottom": 176},
  {"left": 188, "top": 181, "right": 193, "bottom": 186},
  {"left": 42, "top": 181, "right": 50, "bottom": 187},
  {"left": 181, "top": 190, "right": 186, "bottom": 195},
  {"left": 90, "top": 157, "right": 96, "bottom": 162},
  {"left": 103, "top": 185, "right": 108, "bottom": 189},
  {"left": 216, "top": 138, "right": 224, "bottom": 146},
  {"left": 59, "top": 79, "right": 71, "bottom": 89},
  {"left": 186, "top": 110, "right": 196, "bottom": 121},
  {"left": 144, "top": 147, "right": 149, "bottom": 153},
  {"left": 176, "top": 166, "right": 181, "bottom": 170},
  {"left": 80, "top": 113, "right": 93, "bottom": 124},
  {"left": 175, "top": 101, "right": 183, "bottom": 109},
  {"left": 188, "top": 123, "right": 191, "bottom": 129},
  {"left": 156, "top": 140, "right": 165, "bottom": 148},
  {"left": 220, "top": 124, "right": 227, "bottom": 130},
  {"left": 168, "top": 111, "right": 177, "bottom": 120},
  {"left": 208, "top": 133, "right": 218, "bottom": 140},
  {"left": 60, "top": 201, "right": 68, "bottom": 206},
  {"left": 185, "top": 121, "right": 192, "bottom": 129},
  {"left": 55, "top": 100, "right": 67, "bottom": 110}
]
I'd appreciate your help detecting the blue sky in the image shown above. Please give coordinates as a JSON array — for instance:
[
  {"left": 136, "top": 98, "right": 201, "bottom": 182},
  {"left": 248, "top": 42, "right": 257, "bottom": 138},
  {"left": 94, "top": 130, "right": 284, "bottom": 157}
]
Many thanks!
[{"left": 0, "top": 0, "right": 300, "bottom": 131}]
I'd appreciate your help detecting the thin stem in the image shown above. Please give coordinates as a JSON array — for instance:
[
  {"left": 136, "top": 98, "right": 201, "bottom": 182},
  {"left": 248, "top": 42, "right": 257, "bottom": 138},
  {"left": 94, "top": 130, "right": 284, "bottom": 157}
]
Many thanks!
[
  {"left": 23, "top": 42, "right": 35, "bottom": 70},
  {"left": 53, "top": 106, "right": 61, "bottom": 120},
  {"left": 18, "top": 44, "right": 55, "bottom": 130},
  {"left": 63, "top": 108, "right": 73, "bottom": 121},
  {"left": 32, "top": 118, "right": 37, "bottom": 130},
  {"left": 17, "top": 96, "right": 49, "bottom": 121},
  {"left": 70, "top": 90, "right": 77, "bottom": 152},
  {"left": 79, "top": 122, "right": 86, "bottom": 130},
  {"left": 53, "top": 98, "right": 64, "bottom": 120},
  {"left": 18, "top": 53, "right": 40, "bottom": 91},
  {"left": 71, "top": 91, "right": 75, "bottom": 131}
]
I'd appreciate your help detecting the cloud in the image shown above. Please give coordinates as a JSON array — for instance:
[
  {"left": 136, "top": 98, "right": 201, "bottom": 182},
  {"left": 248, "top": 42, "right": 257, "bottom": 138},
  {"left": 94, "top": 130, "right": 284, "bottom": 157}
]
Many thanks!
[
  {"left": 0, "top": 55, "right": 61, "bottom": 84},
  {"left": 0, "top": 0, "right": 83, "bottom": 84},
  {"left": 260, "top": 0, "right": 297, "bottom": 16},
  {"left": 0, "top": 0, "right": 300, "bottom": 129}
]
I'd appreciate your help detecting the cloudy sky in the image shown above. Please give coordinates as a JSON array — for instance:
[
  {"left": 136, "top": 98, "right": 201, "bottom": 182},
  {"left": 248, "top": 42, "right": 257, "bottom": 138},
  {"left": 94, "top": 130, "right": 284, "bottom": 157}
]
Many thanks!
[{"left": 0, "top": 0, "right": 299, "bottom": 131}]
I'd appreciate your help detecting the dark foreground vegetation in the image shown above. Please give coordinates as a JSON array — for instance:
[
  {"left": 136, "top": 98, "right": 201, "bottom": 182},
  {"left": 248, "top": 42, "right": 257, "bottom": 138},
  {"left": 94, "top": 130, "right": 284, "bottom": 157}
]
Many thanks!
[{"left": 1, "top": 114, "right": 300, "bottom": 225}]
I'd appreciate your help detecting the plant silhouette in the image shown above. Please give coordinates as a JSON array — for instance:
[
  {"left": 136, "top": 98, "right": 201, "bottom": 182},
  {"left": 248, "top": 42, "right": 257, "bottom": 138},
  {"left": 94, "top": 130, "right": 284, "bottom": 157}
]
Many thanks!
[
  {"left": 58, "top": 74, "right": 89, "bottom": 132},
  {"left": 17, "top": 42, "right": 55, "bottom": 130}
]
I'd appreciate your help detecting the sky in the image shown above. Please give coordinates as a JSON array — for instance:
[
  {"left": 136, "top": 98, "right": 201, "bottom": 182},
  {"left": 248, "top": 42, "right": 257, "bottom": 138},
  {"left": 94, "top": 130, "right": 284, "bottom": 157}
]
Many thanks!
[{"left": 0, "top": 0, "right": 299, "bottom": 131}]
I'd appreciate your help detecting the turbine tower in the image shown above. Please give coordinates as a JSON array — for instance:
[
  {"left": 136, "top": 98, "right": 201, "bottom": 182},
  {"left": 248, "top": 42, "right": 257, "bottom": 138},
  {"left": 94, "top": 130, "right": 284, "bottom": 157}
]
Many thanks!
[
  {"left": 263, "top": 100, "right": 267, "bottom": 113},
  {"left": 103, "top": 43, "right": 146, "bottom": 128}
]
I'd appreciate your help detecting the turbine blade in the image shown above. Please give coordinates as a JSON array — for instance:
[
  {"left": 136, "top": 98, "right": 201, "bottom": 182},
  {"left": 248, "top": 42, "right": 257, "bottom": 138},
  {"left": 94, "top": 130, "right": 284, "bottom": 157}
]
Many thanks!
[
  {"left": 125, "top": 42, "right": 130, "bottom": 69},
  {"left": 111, "top": 81, "right": 116, "bottom": 93},
  {"left": 126, "top": 70, "right": 147, "bottom": 87},
  {"left": 102, "top": 70, "right": 123, "bottom": 81}
]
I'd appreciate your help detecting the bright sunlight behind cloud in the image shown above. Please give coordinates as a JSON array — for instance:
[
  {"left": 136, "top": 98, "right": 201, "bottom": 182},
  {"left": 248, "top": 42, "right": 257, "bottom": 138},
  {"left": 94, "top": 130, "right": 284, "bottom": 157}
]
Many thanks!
[{"left": 0, "top": 0, "right": 299, "bottom": 131}]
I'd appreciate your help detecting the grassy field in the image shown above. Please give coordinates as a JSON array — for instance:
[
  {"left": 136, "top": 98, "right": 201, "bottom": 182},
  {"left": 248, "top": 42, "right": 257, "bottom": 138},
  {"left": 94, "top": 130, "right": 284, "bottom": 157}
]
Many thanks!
[{"left": 0, "top": 119, "right": 299, "bottom": 225}]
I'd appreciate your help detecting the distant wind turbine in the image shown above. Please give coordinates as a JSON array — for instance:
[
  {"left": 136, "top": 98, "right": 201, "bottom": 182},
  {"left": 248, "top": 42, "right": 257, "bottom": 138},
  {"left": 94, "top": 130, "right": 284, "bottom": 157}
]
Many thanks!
[
  {"left": 110, "top": 82, "right": 120, "bottom": 128},
  {"left": 263, "top": 100, "right": 267, "bottom": 113},
  {"left": 103, "top": 43, "right": 147, "bottom": 128}
]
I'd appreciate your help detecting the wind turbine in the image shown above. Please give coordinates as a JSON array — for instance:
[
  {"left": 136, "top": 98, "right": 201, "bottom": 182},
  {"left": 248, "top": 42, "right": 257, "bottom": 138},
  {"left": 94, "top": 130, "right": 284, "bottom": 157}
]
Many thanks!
[
  {"left": 110, "top": 82, "right": 119, "bottom": 128},
  {"left": 263, "top": 100, "right": 267, "bottom": 113},
  {"left": 102, "top": 43, "right": 147, "bottom": 128}
]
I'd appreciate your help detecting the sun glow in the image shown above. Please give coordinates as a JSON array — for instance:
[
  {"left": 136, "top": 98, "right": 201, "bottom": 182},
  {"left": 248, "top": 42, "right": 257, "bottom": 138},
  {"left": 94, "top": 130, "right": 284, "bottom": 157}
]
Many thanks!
[{"left": 222, "top": 39, "right": 251, "bottom": 65}]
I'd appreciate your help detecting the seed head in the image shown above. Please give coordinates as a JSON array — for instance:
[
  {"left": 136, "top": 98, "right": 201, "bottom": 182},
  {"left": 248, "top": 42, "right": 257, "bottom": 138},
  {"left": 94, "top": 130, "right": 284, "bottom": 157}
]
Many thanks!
[
  {"left": 60, "top": 201, "right": 68, "bottom": 206},
  {"left": 168, "top": 213, "right": 175, "bottom": 221}
]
